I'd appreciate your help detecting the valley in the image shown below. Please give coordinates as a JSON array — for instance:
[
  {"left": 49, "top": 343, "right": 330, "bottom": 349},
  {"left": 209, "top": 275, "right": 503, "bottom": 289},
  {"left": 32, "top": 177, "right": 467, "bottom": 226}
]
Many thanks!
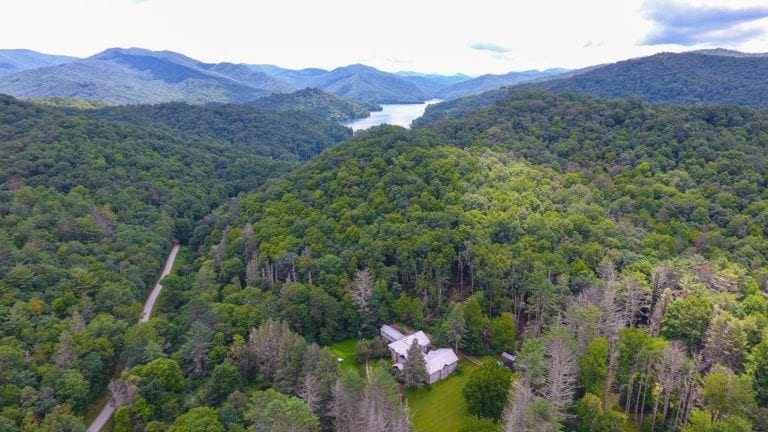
[
  {"left": 2, "top": 5, "right": 768, "bottom": 430},
  {"left": 344, "top": 99, "right": 442, "bottom": 131}
]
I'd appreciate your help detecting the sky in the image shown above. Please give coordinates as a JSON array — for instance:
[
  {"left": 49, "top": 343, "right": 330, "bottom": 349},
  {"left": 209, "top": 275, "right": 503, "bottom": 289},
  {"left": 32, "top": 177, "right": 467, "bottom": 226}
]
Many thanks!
[{"left": 2, "top": 0, "right": 768, "bottom": 76}]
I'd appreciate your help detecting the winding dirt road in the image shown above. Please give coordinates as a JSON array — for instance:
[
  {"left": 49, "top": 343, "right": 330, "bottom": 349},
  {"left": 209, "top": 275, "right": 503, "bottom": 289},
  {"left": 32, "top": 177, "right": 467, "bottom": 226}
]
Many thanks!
[{"left": 86, "top": 243, "right": 180, "bottom": 432}]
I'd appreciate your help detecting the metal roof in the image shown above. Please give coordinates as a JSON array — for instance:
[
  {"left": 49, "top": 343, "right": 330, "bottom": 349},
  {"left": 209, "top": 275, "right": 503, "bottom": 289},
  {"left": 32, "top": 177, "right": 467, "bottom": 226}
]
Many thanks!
[
  {"left": 388, "top": 331, "right": 430, "bottom": 357},
  {"left": 380, "top": 324, "right": 405, "bottom": 341},
  {"left": 425, "top": 348, "right": 459, "bottom": 374}
]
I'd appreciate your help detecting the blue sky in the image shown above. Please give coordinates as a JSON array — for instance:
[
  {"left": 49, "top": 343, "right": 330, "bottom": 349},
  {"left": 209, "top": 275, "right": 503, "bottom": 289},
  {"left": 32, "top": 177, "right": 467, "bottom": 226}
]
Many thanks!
[{"left": 2, "top": 0, "right": 767, "bottom": 75}]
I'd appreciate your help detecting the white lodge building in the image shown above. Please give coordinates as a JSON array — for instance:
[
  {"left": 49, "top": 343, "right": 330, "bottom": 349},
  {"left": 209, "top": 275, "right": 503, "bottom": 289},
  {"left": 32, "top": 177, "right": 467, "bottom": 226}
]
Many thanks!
[{"left": 380, "top": 325, "right": 459, "bottom": 384}]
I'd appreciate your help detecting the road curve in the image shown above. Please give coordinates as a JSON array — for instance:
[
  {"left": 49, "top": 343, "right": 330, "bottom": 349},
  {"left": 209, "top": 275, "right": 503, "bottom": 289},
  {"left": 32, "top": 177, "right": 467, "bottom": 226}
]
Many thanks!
[{"left": 86, "top": 243, "right": 181, "bottom": 432}]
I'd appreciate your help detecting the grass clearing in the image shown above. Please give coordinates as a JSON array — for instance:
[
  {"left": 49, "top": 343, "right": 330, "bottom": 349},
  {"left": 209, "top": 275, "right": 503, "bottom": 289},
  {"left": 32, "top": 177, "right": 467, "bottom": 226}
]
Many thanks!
[
  {"left": 329, "top": 339, "right": 359, "bottom": 372},
  {"left": 407, "top": 358, "right": 481, "bottom": 432}
]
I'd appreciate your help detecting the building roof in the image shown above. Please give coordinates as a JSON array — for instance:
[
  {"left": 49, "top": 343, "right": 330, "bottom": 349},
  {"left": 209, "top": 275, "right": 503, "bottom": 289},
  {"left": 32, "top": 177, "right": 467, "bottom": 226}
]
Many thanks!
[
  {"left": 424, "top": 348, "right": 459, "bottom": 375},
  {"left": 501, "top": 352, "right": 516, "bottom": 363},
  {"left": 388, "top": 330, "right": 430, "bottom": 357},
  {"left": 380, "top": 324, "right": 405, "bottom": 341}
]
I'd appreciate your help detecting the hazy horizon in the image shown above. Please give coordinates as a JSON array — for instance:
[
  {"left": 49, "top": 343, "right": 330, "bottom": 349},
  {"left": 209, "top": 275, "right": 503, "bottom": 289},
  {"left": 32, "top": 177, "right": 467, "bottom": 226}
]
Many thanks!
[{"left": 2, "top": 0, "right": 768, "bottom": 76}]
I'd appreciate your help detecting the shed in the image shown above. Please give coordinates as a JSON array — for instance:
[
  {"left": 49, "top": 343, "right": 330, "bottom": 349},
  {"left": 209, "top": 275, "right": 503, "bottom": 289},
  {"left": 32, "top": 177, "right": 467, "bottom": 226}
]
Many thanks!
[{"left": 501, "top": 352, "right": 516, "bottom": 368}]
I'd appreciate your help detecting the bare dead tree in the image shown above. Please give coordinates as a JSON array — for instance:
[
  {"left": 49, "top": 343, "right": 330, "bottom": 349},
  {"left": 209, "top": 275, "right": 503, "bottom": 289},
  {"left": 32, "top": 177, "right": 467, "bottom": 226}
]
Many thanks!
[
  {"left": 350, "top": 268, "right": 374, "bottom": 314},
  {"left": 245, "top": 256, "right": 259, "bottom": 286},
  {"left": 619, "top": 273, "right": 651, "bottom": 327},
  {"left": 247, "top": 319, "right": 285, "bottom": 380},
  {"left": 652, "top": 342, "right": 687, "bottom": 431},
  {"left": 672, "top": 353, "right": 700, "bottom": 431},
  {"left": 71, "top": 310, "right": 86, "bottom": 333},
  {"left": 109, "top": 377, "right": 138, "bottom": 409},
  {"left": 298, "top": 373, "right": 321, "bottom": 415},
  {"left": 544, "top": 330, "right": 578, "bottom": 415},
  {"left": 331, "top": 379, "right": 358, "bottom": 432},
  {"left": 390, "top": 405, "right": 413, "bottom": 432},
  {"left": 503, "top": 380, "right": 534, "bottom": 432},
  {"left": 597, "top": 270, "right": 625, "bottom": 410},
  {"left": 214, "top": 227, "right": 228, "bottom": 266},
  {"left": 360, "top": 372, "right": 393, "bottom": 432},
  {"left": 55, "top": 331, "right": 78, "bottom": 369},
  {"left": 91, "top": 205, "right": 113, "bottom": 237},
  {"left": 649, "top": 288, "right": 673, "bottom": 337},
  {"left": 650, "top": 264, "right": 672, "bottom": 315}
]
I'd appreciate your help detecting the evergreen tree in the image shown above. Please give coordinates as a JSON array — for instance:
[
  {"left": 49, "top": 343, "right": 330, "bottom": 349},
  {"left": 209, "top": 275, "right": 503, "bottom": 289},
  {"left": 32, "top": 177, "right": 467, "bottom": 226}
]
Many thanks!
[{"left": 403, "top": 340, "right": 428, "bottom": 388}]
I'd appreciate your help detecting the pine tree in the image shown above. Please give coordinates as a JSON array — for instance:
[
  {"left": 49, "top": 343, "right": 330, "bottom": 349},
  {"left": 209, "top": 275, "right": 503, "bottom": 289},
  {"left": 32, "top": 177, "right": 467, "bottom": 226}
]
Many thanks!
[{"left": 403, "top": 340, "right": 428, "bottom": 388}]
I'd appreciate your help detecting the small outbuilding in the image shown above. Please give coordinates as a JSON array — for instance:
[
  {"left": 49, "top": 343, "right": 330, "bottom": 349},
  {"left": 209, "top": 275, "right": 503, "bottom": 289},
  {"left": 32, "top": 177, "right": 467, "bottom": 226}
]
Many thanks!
[{"left": 500, "top": 352, "right": 516, "bottom": 369}]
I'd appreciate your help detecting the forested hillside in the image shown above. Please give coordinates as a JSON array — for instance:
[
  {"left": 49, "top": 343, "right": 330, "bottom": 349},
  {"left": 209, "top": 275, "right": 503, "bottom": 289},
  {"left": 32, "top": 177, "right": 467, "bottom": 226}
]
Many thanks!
[
  {"left": 537, "top": 51, "right": 768, "bottom": 107},
  {"left": 248, "top": 88, "right": 381, "bottom": 122},
  {"left": 0, "top": 95, "right": 350, "bottom": 431},
  {"left": 134, "top": 89, "right": 768, "bottom": 431},
  {"left": 89, "top": 102, "right": 351, "bottom": 162},
  {"left": 418, "top": 50, "right": 768, "bottom": 126}
]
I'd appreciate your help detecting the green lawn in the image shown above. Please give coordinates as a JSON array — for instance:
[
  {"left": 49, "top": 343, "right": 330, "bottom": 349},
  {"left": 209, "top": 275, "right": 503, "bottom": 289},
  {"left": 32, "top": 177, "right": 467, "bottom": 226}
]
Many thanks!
[
  {"left": 329, "top": 339, "right": 359, "bottom": 372},
  {"left": 407, "top": 358, "right": 481, "bottom": 432},
  {"left": 328, "top": 339, "right": 487, "bottom": 432}
]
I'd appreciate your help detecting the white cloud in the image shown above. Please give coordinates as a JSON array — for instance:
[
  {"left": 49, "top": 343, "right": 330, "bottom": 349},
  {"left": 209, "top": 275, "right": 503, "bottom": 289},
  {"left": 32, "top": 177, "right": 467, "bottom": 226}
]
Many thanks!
[{"left": 0, "top": 0, "right": 766, "bottom": 75}]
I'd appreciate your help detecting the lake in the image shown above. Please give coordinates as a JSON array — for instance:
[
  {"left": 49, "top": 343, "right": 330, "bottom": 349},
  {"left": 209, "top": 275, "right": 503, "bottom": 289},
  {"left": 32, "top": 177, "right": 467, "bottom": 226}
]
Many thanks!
[{"left": 345, "top": 99, "right": 442, "bottom": 131}]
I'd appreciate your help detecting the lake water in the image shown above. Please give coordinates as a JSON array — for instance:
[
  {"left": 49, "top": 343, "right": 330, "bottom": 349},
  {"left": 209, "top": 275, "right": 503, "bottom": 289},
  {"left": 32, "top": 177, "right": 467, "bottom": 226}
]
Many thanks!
[{"left": 345, "top": 99, "right": 442, "bottom": 131}]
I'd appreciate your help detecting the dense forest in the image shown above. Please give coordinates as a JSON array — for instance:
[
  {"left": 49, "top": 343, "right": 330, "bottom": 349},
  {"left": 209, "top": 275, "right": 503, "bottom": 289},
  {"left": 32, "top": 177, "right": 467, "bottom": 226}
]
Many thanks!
[
  {"left": 418, "top": 51, "right": 768, "bottom": 126},
  {"left": 114, "top": 89, "right": 768, "bottom": 432},
  {"left": 0, "top": 96, "right": 350, "bottom": 431},
  {"left": 537, "top": 52, "right": 768, "bottom": 108},
  {"left": 4, "top": 85, "right": 768, "bottom": 432},
  {"left": 248, "top": 88, "right": 381, "bottom": 122}
]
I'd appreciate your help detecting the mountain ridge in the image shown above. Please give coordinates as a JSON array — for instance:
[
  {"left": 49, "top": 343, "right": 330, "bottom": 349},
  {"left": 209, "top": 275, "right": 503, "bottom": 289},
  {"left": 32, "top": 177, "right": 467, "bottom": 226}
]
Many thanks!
[
  {"left": 417, "top": 49, "right": 768, "bottom": 125},
  {"left": 0, "top": 48, "right": 78, "bottom": 75},
  {"left": 435, "top": 68, "right": 568, "bottom": 99},
  {"left": 0, "top": 47, "right": 292, "bottom": 105}
]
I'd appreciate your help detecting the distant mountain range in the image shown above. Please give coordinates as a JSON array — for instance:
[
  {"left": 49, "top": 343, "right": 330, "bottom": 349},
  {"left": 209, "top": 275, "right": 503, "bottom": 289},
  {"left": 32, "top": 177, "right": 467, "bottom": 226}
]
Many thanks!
[
  {"left": 301, "top": 64, "right": 429, "bottom": 104},
  {"left": 251, "top": 66, "right": 473, "bottom": 101},
  {"left": 9, "top": 47, "right": 763, "bottom": 111},
  {"left": 434, "top": 68, "right": 568, "bottom": 99},
  {"left": 0, "top": 48, "right": 571, "bottom": 105},
  {"left": 0, "top": 49, "right": 77, "bottom": 75},
  {"left": 0, "top": 48, "right": 290, "bottom": 105},
  {"left": 417, "top": 50, "right": 768, "bottom": 125}
]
